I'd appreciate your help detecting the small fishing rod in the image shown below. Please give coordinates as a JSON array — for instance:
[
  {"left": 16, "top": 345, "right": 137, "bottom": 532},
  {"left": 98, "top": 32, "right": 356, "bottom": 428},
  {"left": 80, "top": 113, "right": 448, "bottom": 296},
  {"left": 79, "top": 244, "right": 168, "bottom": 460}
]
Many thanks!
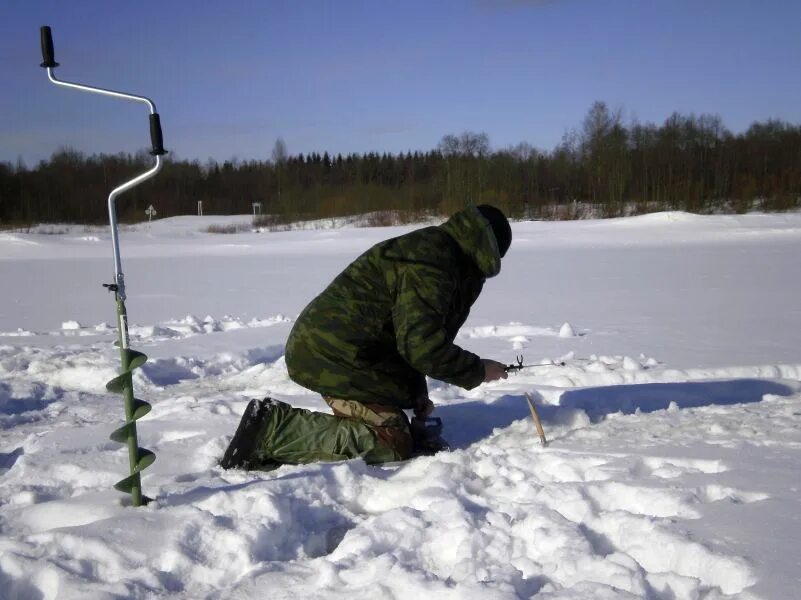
[{"left": 505, "top": 355, "right": 584, "bottom": 372}]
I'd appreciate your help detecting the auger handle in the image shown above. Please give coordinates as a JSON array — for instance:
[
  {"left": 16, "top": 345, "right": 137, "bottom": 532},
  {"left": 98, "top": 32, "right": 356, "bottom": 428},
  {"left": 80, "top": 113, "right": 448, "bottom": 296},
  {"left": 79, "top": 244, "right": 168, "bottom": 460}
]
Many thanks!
[
  {"left": 149, "top": 114, "right": 166, "bottom": 156},
  {"left": 40, "top": 26, "right": 59, "bottom": 68}
]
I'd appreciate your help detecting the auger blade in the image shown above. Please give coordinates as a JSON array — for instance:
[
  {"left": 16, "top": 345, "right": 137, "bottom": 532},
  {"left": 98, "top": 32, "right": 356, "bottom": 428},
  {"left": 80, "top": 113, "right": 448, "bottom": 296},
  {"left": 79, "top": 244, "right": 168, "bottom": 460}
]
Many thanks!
[
  {"left": 109, "top": 400, "right": 152, "bottom": 443},
  {"left": 113, "top": 476, "right": 136, "bottom": 493},
  {"left": 106, "top": 372, "right": 131, "bottom": 393},
  {"left": 131, "top": 398, "right": 152, "bottom": 420},
  {"left": 126, "top": 349, "right": 147, "bottom": 370},
  {"left": 110, "top": 422, "right": 133, "bottom": 444},
  {"left": 134, "top": 448, "right": 156, "bottom": 472},
  {"left": 105, "top": 324, "right": 155, "bottom": 505},
  {"left": 112, "top": 448, "right": 156, "bottom": 494},
  {"left": 106, "top": 350, "right": 148, "bottom": 392}
]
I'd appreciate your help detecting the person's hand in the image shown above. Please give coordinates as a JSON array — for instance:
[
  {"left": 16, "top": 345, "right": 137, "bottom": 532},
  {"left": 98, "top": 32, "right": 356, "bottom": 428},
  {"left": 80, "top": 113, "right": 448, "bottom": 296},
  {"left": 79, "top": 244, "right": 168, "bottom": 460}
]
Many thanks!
[
  {"left": 482, "top": 359, "right": 509, "bottom": 383},
  {"left": 414, "top": 397, "right": 435, "bottom": 420}
]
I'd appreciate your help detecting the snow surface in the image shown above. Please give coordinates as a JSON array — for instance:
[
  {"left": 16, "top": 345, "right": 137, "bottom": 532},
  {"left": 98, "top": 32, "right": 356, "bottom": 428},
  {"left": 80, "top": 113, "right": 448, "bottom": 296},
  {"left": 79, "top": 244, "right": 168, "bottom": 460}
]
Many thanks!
[{"left": 1, "top": 211, "right": 801, "bottom": 599}]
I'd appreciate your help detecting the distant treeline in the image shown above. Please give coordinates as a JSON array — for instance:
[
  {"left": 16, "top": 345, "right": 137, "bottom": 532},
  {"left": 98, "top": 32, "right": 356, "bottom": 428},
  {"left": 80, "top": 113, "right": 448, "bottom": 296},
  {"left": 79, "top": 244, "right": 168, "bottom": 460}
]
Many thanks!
[{"left": 2, "top": 101, "right": 800, "bottom": 226}]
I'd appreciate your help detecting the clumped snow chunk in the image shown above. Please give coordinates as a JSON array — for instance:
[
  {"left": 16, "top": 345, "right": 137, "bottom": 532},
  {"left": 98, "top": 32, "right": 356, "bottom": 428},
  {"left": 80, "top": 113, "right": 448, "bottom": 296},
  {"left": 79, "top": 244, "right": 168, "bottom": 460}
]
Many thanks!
[
  {"left": 559, "top": 322, "right": 576, "bottom": 338},
  {"left": 0, "top": 328, "right": 34, "bottom": 337},
  {"left": 622, "top": 356, "right": 643, "bottom": 371}
]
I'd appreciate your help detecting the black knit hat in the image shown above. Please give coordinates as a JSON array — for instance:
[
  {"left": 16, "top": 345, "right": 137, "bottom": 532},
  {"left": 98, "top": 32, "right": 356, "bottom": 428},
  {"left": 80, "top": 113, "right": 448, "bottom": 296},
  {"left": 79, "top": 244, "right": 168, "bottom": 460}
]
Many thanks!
[{"left": 476, "top": 205, "right": 512, "bottom": 257}]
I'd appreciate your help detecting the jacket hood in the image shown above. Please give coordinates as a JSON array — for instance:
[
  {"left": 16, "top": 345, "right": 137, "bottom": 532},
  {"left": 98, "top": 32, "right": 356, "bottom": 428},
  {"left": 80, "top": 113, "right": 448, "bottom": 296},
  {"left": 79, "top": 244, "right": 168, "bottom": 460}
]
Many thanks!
[{"left": 439, "top": 206, "right": 502, "bottom": 278}]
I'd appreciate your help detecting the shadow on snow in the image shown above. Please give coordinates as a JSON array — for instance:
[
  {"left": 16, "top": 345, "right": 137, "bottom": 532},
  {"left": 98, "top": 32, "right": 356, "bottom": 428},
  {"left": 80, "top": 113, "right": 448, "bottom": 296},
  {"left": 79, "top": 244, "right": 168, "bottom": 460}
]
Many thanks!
[{"left": 438, "top": 378, "right": 798, "bottom": 449}]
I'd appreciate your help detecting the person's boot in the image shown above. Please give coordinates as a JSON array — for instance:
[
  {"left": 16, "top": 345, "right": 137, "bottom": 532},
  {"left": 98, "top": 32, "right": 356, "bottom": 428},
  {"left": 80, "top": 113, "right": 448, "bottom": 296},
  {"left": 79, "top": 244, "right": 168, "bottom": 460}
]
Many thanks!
[
  {"left": 220, "top": 398, "right": 275, "bottom": 469},
  {"left": 410, "top": 416, "right": 450, "bottom": 456}
]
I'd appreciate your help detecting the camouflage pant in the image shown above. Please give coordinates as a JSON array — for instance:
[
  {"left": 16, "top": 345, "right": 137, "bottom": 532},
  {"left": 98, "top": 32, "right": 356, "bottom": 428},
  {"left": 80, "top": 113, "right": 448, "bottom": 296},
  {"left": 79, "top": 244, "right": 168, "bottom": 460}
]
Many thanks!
[
  {"left": 254, "top": 397, "right": 413, "bottom": 467},
  {"left": 324, "top": 397, "right": 414, "bottom": 460}
]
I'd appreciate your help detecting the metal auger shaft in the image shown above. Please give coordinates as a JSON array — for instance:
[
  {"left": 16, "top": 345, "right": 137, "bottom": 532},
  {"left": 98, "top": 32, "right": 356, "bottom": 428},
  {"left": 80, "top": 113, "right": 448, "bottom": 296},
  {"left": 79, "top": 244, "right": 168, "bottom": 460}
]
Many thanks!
[{"left": 40, "top": 25, "right": 165, "bottom": 506}]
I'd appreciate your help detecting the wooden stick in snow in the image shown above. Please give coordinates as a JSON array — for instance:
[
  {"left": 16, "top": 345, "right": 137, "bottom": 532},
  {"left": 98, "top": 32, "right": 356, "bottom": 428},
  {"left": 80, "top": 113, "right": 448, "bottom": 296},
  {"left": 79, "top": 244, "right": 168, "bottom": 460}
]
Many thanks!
[{"left": 525, "top": 392, "right": 548, "bottom": 447}]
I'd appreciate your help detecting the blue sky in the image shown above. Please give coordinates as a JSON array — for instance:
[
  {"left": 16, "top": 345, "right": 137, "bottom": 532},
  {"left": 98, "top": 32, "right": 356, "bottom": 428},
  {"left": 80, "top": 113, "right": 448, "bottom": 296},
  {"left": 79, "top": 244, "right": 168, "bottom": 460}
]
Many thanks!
[{"left": 3, "top": 0, "right": 800, "bottom": 165}]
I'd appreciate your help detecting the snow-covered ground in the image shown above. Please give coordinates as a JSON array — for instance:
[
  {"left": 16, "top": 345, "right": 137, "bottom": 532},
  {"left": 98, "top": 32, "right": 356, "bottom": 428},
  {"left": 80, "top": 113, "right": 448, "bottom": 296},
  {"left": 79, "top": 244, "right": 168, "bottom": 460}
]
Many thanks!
[{"left": 1, "top": 211, "right": 800, "bottom": 599}]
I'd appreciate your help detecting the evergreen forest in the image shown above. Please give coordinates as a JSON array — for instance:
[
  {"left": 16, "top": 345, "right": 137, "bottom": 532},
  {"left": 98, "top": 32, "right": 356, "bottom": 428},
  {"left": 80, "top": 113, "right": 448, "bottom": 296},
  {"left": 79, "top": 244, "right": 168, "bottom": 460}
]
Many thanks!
[{"left": 2, "top": 102, "right": 800, "bottom": 226}]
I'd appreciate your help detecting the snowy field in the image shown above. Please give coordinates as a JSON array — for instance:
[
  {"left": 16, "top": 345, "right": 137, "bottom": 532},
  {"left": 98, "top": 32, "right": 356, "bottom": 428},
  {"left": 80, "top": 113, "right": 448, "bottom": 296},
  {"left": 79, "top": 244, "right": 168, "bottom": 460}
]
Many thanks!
[{"left": 1, "top": 211, "right": 801, "bottom": 599}]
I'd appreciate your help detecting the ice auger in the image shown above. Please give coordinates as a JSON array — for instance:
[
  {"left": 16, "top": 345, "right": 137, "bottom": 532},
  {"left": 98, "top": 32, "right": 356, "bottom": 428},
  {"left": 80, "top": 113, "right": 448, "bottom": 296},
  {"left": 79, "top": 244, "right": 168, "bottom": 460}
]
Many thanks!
[{"left": 40, "top": 26, "right": 166, "bottom": 506}]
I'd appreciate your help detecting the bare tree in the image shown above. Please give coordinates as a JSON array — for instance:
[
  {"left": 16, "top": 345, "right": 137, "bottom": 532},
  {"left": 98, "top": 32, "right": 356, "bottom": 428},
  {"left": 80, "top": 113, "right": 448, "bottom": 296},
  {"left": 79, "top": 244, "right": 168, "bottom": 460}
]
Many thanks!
[
  {"left": 438, "top": 134, "right": 460, "bottom": 157},
  {"left": 272, "top": 137, "right": 288, "bottom": 203},
  {"left": 459, "top": 131, "right": 490, "bottom": 158},
  {"left": 272, "top": 137, "right": 288, "bottom": 165},
  {"left": 509, "top": 142, "right": 538, "bottom": 161}
]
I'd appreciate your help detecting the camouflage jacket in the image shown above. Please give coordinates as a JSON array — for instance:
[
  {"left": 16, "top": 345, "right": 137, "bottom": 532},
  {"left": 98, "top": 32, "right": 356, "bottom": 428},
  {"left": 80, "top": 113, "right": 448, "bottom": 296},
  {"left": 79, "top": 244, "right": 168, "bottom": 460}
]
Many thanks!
[{"left": 285, "top": 207, "right": 503, "bottom": 409}]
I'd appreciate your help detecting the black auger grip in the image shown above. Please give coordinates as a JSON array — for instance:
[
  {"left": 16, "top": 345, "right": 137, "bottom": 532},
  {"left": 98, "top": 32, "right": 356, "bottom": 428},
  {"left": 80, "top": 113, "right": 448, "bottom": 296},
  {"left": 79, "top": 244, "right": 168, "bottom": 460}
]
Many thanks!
[
  {"left": 149, "top": 113, "right": 166, "bottom": 156},
  {"left": 40, "top": 26, "right": 59, "bottom": 68}
]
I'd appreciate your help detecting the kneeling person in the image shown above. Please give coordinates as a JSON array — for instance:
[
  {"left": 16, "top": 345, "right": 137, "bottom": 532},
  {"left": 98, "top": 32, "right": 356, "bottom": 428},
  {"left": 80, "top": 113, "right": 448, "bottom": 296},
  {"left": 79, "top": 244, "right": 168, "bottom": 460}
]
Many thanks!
[{"left": 221, "top": 205, "right": 512, "bottom": 469}]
